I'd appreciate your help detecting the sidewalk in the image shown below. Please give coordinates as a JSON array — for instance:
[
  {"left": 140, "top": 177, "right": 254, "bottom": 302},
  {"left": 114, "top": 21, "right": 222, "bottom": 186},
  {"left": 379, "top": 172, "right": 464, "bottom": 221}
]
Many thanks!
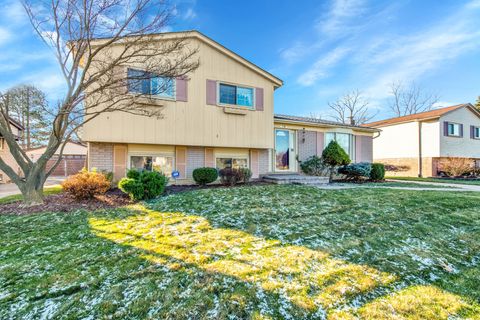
[{"left": 385, "top": 179, "right": 480, "bottom": 192}]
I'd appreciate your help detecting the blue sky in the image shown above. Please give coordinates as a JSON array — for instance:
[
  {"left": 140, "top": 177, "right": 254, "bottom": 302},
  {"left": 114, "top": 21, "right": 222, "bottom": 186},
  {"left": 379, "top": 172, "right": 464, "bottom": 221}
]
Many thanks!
[{"left": 0, "top": 0, "right": 479, "bottom": 121}]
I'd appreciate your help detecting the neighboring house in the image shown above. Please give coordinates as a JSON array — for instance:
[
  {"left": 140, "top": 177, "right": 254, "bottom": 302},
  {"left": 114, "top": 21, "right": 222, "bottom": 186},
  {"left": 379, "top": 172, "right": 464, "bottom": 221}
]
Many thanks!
[
  {"left": 0, "top": 118, "right": 24, "bottom": 183},
  {"left": 365, "top": 103, "right": 480, "bottom": 177},
  {"left": 26, "top": 141, "right": 87, "bottom": 177},
  {"left": 83, "top": 31, "right": 377, "bottom": 182}
]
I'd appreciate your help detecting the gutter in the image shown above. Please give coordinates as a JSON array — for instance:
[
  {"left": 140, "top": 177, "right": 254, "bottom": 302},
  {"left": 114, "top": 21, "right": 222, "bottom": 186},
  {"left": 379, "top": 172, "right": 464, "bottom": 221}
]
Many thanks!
[{"left": 417, "top": 121, "right": 423, "bottom": 177}]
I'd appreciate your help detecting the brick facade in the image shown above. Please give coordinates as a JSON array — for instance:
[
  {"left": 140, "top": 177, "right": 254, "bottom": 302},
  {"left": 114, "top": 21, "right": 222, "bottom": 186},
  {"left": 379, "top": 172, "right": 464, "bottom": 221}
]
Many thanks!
[
  {"left": 297, "top": 130, "right": 317, "bottom": 162},
  {"left": 375, "top": 157, "right": 436, "bottom": 177},
  {"left": 186, "top": 147, "right": 205, "bottom": 178},
  {"left": 88, "top": 142, "right": 114, "bottom": 172},
  {"left": 258, "top": 149, "right": 270, "bottom": 176}
]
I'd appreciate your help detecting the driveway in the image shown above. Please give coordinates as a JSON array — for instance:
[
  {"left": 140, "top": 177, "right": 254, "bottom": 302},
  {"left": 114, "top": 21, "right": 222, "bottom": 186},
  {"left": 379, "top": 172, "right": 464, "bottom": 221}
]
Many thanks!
[{"left": 0, "top": 177, "right": 65, "bottom": 198}]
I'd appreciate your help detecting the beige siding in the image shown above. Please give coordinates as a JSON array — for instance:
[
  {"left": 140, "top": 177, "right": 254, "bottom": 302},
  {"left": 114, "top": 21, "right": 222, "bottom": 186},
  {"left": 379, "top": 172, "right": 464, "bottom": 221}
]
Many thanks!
[
  {"left": 373, "top": 122, "right": 422, "bottom": 159},
  {"left": 82, "top": 37, "right": 275, "bottom": 149},
  {"left": 440, "top": 107, "right": 480, "bottom": 158},
  {"left": 0, "top": 139, "right": 21, "bottom": 183}
]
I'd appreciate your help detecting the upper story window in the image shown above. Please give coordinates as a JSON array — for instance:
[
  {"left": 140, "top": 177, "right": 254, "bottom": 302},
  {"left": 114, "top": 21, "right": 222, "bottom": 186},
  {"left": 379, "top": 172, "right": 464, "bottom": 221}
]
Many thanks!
[
  {"left": 219, "top": 83, "right": 254, "bottom": 108},
  {"left": 473, "top": 126, "right": 480, "bottom": 139},
  {"left": 447, "top": 122, "right": 461, "bottom": 137},
  {"left": 325, "top": 132, "right": 355, "bottom": 160},
  {"left": 127, "top": 68, "right": 175, "bottom": 99}
]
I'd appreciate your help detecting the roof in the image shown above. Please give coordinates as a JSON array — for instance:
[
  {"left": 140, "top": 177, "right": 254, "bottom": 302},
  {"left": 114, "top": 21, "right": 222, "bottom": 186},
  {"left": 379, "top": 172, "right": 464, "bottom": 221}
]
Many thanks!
[
  {"left": 274, "top": 114, "right": 379, "bottom": 132},
  {"left": 26, "top": 140, "right": 87, "bottom": 152},
  {"left": 364, "top": 104, "right": 477, "bottom": 128},
  {"left": 88, "top": 30, "right": 283, "bottom": 88}
]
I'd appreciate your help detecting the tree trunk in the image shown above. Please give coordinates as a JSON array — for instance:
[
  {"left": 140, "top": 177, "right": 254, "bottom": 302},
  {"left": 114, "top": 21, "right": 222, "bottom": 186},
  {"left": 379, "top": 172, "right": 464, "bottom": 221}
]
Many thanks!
[
  {"left": 329, "top": 166, "right": 335, "bottom": 183},
  {"left": 19, "top": 167, "right": 47, "bottom": 206}
]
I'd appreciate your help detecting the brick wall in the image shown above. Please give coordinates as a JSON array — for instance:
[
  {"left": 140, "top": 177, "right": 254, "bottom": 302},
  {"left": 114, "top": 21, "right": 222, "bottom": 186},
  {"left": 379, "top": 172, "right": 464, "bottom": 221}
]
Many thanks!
[
  {"left": 258, "top": 149, "right": 270, "bottom": 176},
  {"left": 375, "top": 157, "right": 435, "bottom": 177},
  {"left": 186, "top": 147, "right": 205, "bottom": 178},
  {"left": 88, "top": 142, "right": 114, "bottom": 172},
  {"left": 297, "top": 131, "right": 317, "bottom": 162}
]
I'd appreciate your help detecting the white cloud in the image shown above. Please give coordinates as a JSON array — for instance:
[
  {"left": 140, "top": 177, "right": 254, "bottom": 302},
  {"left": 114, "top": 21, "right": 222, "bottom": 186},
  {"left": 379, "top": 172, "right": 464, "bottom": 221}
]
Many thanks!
[
  {"left": 297, "top": 46, "right": 350, "bottom": 86},
  {"left": 316, "top": 0, "right": 366, "bottom": 37},
  {"left": 0, "top": 27, "right": 12, "bottom": 46},
  {"left": 184, "top": 8, "right": 196, "bottom": 20}
]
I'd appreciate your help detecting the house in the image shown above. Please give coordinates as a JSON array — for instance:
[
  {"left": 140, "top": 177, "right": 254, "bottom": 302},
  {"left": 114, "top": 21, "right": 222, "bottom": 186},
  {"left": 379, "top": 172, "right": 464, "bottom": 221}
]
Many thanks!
[
  {"left": 26, "top": 141, "right": 87, "bottom": 177},
  {"left": 0, "top": 118, "right": 24, "bottom": 183},
  {"left": 83, "top": 31, "right": 377, "bottom": 182},
  {"left": 365, "top": 103, "right": 480, "bottom": 177}
]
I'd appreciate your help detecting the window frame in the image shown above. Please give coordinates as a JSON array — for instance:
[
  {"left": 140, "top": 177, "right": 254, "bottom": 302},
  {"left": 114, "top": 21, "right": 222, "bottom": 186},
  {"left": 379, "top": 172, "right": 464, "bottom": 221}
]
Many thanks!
[
  {"left": 447, "top": 122, "right": 461, "bottom": 137},
  {"left": 473, "top": 126, "right": 480, "bottom": 139},
  {"left": 128, "top": 154, "right": 175, "bottom": 177},
  {"left": 217, "top": 82, "right": 256, "bottom": 109},
  {"left": 324, "top": 132, "right": 355, "bottom": 161},
  {"left": 215, "top": 156, "right": 249, "bottom": 170},
  {"left": 127, "top": 68, "right": 176, "bottom": 100}
]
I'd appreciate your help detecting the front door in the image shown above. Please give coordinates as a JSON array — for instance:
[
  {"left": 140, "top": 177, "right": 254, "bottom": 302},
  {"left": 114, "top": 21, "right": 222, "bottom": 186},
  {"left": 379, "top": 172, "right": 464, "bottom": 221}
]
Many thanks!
[{"left": 275, "top": 129, "right": 296, "bottom": 172}]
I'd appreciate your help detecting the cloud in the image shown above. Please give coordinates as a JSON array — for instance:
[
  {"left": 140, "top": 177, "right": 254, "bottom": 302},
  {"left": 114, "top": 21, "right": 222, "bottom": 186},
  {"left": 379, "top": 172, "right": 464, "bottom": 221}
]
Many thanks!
[
  {"left": 297, "top": 46, "right": 350, "bottom": 86},
  {"left": 316, "top": 0, "right": 366, "bottom": 37},
  {"left": 184, "top": 8, "right": 197, "bottom": 20},
  {"left": 0, "top": 27, "right": 12, "bottom": 46}
]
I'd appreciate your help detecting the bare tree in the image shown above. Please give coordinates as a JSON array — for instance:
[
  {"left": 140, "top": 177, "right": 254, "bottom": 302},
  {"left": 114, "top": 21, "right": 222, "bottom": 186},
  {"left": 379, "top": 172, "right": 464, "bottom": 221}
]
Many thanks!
[
  {"left": 328, "top": 90, "right": 375, "bottom": 125},
  {"left": 0, "top": 0, "right": 199, "bottom": 205},
  {"left": 389, "top": 82, "right": 439, "bottom": 116}
]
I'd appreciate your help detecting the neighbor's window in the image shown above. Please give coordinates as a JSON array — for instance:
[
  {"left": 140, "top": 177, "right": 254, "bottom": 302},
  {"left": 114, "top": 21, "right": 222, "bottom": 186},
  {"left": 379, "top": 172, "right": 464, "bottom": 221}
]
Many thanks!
[
  {"left": 325, "top": 132, "right": 355, "bottom": 160},
  {"left": 447, "top": 123, "right": 461, "bottom": 137},
  {"left": 216, "top": 157, "right": 248, "bottom": 170},
  {"left": 127, "top": 68, "right": 175, "bottom": 99},
  {"left": 474, "top": 127, "right": 480, "bottom": 139},
  {"left": 219, "top": 83, "right": 254, "bottom": 107},
  {"left": 130, "top": 155, "right": 174, "bottom": 177}
]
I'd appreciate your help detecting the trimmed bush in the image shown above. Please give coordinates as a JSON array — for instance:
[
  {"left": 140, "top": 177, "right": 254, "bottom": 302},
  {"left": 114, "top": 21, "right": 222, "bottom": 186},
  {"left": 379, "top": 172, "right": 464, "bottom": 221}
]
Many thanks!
[
  {"left": 119, "top": 169, "right": 168, "bottom": 201},
  {"left": 238, "top": 168, "right": 252, "bottom": 183},
  {"left": 192, "top": 167, "right": 218, "bottom": 185},
  {"left": 438, "top": 157, "right": 473, "bottom": 177},
  {"left": 321, "top": 141, "right": 351, "bottom": 181},
  {"left": 300, "top": 155, "right": 328, "bottom": 176},
  {"left": 118, "top": 178, "right": 144, "bottom": 201},
  {"left": 370, "top": 163, "right": 385, "bottom": 181},
  {"left": 338, "top": 162, "right": 371, "bottom": 181},
  {"left": 62, "top": 168, "right": 110, "bottom": 199},
  {"left": 219, "top": 168, "right": 242, "bottom": 186}
]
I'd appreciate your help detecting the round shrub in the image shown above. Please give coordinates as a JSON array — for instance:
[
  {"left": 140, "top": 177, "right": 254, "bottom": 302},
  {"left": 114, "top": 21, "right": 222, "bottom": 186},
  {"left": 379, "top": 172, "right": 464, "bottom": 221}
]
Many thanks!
[
  {"left": 62, "top": 169, "right": 110, "bottom": 199},
  {"left": 140, "top": 171, "right": 168, "bottom": 199},
  {"left": 118, "top": 178, "right": 144, "bottom": 201},
  {"left": 370, "top": 163, "right": 385, "bottom": 181},
  {"left": 118, "top": 169, "right": 168, "bottom": 201},
  {"left": 192, "top": 167, "right": 218, "bottom": 185}
]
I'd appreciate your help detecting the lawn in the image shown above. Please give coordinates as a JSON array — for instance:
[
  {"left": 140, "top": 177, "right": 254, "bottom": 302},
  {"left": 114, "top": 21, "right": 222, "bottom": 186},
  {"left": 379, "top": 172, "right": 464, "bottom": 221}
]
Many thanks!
[
  {"left": 1, "top": 185, "right": 479, "bottom": 319},
  {"left": 388, "top": 176, "right": 480, "bottom": 186},
  {"left": 334, "top": 181, "right": 454, "bottom": 189}
]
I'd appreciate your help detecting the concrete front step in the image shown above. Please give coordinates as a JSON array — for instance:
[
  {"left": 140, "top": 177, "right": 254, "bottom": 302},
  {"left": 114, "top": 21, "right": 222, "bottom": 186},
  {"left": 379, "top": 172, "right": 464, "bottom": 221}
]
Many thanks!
[{"left": 263, "top": 174, "right": 329, "bottom": 185}]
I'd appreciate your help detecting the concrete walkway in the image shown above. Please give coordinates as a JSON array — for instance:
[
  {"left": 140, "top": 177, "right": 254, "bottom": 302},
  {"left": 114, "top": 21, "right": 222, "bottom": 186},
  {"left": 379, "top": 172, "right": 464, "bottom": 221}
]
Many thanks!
[
  {"left": 0, "top": 177, "right": 65, "bottom": 198},
  {"left": 383, "top": 179, "right": 480, "bottom": 192}
]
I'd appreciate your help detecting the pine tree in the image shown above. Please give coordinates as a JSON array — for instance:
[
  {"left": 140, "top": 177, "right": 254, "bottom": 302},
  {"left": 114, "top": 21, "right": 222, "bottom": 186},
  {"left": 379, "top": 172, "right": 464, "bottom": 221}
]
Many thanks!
[{"left": 475, "top": 96, "right": 480, "bottom": 111}]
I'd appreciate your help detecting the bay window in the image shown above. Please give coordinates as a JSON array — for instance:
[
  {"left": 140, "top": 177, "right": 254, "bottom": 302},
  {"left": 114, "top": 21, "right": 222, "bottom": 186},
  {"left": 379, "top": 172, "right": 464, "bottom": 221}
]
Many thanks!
[
  {"left": 219, "top": 83, "right": 254, "bottom": 107},
  {"left": 127, "top": 68, "right": 175, "bottom": 99},
  {"left": 325, "top": 132, "right": 355, "bottom": 160},
  {"left": 130, "top": 155, "right": 174, "bottom": 177}
]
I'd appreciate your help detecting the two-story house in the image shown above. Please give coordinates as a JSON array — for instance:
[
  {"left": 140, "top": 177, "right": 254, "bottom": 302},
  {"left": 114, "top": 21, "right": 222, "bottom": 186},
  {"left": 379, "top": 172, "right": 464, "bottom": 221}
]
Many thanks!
[
  {"left": 365, "top": 103, "right": 480, "bottom": 177},
  {"left": 83, "top": 31, "right": 377, "bottom": 182},
  {"left": 0, "top": 118, "right": 24, "bottom": 183}
]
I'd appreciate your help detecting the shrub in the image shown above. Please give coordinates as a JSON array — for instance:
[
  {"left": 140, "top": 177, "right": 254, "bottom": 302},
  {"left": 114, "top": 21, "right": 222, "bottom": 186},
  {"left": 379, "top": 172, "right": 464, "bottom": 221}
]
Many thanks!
[
  {"left": 192, "top": 167, "right": 218, "bottom": 185},
  {"left": 100, "top": 170, "right": 114, "bottom": 188},
  {"left": 438, "top": 157, "right": 473, "bottom": 177},
  {"left": 219, "top": 168, "right": 242, "bottom": 186},
  {"left": 300, "top": 155, "right": 328, "bottom": 176},
  {"left": 118, "top": 178, "right": 144, "bottom": 201},
  {"left": 238, "top": 168, "right": 252, "bottom": 183},
  {"left": 118, "top": 169, "right": 168, "bottom": 201},
  {"left": 338, "top": 162, "right": 371, "bottom": 181},
  {"left": 370, "top": 163, "right": 385, "bottom": 181},
  {"left": 321, "top": 141, "right": 351, "bottom": 181},
  {"left": 62, "top": 168, "right": 110, "bottom": 199}
]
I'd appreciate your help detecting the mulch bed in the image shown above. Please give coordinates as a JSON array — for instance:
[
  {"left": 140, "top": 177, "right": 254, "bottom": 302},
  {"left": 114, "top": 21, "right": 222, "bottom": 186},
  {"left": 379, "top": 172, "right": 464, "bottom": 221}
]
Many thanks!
[{"left": 0, "top": 189, "right": 132, "bottom": 216}]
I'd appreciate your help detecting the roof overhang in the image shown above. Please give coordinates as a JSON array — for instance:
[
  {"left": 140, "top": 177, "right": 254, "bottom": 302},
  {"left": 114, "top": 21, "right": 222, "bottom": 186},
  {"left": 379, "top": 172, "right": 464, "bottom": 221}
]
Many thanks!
[{"left": 274, "top": 117, "right": 379, "bottom": 133}]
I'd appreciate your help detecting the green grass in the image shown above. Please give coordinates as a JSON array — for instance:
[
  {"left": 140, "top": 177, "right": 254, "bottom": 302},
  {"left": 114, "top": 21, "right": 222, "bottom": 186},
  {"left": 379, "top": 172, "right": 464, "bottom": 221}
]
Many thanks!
[
  {"left": 0, "top": 185, "right": 63, "bottom": 204},
  {"left": 1, "top": 185, "right": 479, "bottom": 319},
  {"left": 387, "top": 176, "right": 480, "bottom": 186},
  {"left": 335, "top": 181, "right": 454, "bottom": 189}
]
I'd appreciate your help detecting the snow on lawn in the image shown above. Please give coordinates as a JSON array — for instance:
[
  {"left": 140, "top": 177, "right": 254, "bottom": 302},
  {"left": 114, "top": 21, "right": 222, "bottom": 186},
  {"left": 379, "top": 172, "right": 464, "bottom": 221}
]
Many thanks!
[{"left": 0, "top": 185, "right": 479, "bottom": 319}]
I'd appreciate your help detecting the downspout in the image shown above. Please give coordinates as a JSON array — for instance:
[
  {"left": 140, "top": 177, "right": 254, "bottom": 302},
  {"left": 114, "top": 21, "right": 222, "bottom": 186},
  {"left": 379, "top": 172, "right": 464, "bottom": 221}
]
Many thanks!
[{"left": 418, "top": 121, "right": 423, "bottom": 177}]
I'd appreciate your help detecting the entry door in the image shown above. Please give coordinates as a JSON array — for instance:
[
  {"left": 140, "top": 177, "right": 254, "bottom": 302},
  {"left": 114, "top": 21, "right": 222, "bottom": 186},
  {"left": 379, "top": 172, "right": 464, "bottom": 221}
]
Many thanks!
[{"left": 275, "top": 129, "right": 296, "bottom": 172}]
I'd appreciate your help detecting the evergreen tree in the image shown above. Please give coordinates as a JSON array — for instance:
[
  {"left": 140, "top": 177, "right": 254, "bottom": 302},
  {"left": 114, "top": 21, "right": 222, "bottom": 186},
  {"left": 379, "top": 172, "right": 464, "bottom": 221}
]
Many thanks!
[{"left": 475, "top": 96, "right": 480, "bottom": 111}]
